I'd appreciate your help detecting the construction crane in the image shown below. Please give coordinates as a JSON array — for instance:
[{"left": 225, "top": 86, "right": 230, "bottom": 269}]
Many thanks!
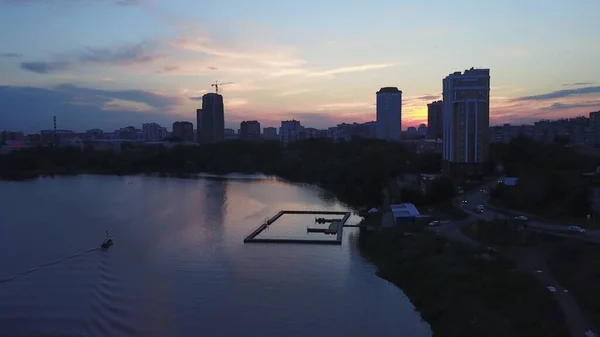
[{"left": 211, "top": 81, "right": 233, "bottom": 94}]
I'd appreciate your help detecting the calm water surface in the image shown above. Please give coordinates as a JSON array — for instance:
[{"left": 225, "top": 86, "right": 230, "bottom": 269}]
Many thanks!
[{"left": 0, "top": 175, "right": 430, "bottom": 337}]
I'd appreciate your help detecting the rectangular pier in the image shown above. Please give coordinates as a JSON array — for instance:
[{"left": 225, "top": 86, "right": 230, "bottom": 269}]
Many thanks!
[{"left": 244, "top": 210, "right": 352, "bottom": 245}]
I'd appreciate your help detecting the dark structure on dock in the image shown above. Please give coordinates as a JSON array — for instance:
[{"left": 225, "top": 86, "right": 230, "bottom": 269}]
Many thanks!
[
  {"left": 244, "top": 210, "right": 352, "bottom": 245},
  {"left": 315, "top": 217, "right": 343, "bottom": 223}
]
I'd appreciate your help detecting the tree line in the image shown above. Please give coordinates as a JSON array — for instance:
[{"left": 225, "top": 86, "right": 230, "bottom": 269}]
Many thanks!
[
  {"left": 489, "top": 136, "right": 599, "bottom": 218},
  {"left": 3, "top": 136, "right": 597, "bottom": 215},
  {"left": 0, "top": 138, "right": 442, "bottom": 209}
]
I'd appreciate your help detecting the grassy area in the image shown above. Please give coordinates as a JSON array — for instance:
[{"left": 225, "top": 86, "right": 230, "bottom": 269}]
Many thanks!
[
  {"left": 358, "top": 229, "right": 569, "bottom": 337},
  {"left": 461, "top": 220, "right": 565, "bottom": 247},
  {"left": 545, "top": 240, "right": 600, "bottom": 331}
]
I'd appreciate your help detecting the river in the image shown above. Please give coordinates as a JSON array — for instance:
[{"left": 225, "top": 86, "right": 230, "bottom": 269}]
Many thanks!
[{"left": 0, "top": 175, "right": 430, "bottom": 337}]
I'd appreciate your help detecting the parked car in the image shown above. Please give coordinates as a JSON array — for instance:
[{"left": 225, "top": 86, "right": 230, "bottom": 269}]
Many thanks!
[
  {"left": 567, "top": 226, "right": 586, "bottom": 234},
  {"left": 514, "top": 215, "right": 528, "bottom": 221}
]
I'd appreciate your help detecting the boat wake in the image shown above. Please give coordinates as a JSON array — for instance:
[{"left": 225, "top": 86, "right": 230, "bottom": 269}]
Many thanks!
[
  {"left": 0, "top": 248, "right": 101, "bottom": 284},
  {"left": 84, "top": 250, "right": 137, "bottom": 337}
]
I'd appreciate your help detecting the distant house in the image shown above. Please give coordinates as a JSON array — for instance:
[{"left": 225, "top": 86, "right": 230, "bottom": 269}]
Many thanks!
[
  {"left": 391, "top": 203, "right": 421, "bottom": 225},
  {"left": 503, "top": 177, "right": 519, "bottom": 186}
]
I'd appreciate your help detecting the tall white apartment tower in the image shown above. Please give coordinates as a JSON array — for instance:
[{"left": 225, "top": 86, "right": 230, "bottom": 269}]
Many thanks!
[
  {"left": 376, "top": 87, "right": 402, "bottom": 141},
  {"left": 442, "top": 67, "right": 490, "bottom": 177}
]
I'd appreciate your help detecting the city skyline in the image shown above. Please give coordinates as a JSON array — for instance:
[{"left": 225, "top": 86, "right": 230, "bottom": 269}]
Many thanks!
[{"left": 1, "top": 0, "right": 599, "bottom": 133}]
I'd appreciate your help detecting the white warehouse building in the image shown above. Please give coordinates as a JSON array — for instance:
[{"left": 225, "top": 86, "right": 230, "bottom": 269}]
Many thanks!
[{"left": 391, "top": 203, "right": 421, "bottom": 225}]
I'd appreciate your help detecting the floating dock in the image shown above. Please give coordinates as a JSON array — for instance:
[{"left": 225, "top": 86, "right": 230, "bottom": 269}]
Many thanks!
[{"left": 244, "top": 210, "right": 351, "bottom": 245}]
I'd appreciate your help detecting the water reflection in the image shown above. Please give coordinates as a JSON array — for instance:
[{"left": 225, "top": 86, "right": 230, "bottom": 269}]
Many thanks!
[
  {"left": 201, "top": 179, "right": 228, "bottom": 234},
  {"left": 0, "top": 175, "right": 431, "bottom": 337}
]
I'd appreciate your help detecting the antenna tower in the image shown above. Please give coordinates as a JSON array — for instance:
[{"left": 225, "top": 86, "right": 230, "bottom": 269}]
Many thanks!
[{"left": 53, "top": 116, "right": 57, "bottom": 146}]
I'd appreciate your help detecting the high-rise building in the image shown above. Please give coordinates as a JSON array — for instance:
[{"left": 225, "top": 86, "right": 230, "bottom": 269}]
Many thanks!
[
  {"left": 376, "top": 87, "right": 402, "bottom": 141},
  {"left": 197, "top": 93, "right": 225, "bottom": 144},
  {"left": 160, "top": 127, "right": 168, "bottom": 141},
  {"left": 142, "top": 123, "right": 163, "bottom": 142},
  {"left": 263, "top": 127, "right": 278, "bottom": 140},
  {"left": 427, "top": 100, "right": 443, "bottom": 139},
  {"left": 590, "top": 111, "right": 600, "bottom": 147},
  {"left": 240, "top": 121, "right": 261, "bottom": 140},
  {"left": 279, "top": 120, "right": 304, "bottom": 144},
  {"left": 173, "top": 121, "right": 194, "bottom": 142},
  {"left": 196, "top": 109, "right": 202, "bottom": 142},
  {"left": 442, "top": 68, "right": 490, "bottom": 177}
]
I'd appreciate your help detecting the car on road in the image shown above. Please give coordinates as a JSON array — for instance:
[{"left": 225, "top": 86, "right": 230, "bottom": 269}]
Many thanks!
[
  {"left": 514, "top": 215, "right": 528, "bottom": 221},
  {"left": 475, "top": 204, "right": 485, "bottom": 213},
  {"left": 428, "top": 220, "right": 441, "bottom": 227},
  {"left": 461, "top": 200, "right": 468, "bottom": 204},
  {"left": 567, "top": 225, "right": 586, "bottom": 234}
]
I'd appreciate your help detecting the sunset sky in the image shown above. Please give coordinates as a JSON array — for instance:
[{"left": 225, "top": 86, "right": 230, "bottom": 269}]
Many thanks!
[{"left": 1, "top": 0, "right": 599, "bottom": 132}]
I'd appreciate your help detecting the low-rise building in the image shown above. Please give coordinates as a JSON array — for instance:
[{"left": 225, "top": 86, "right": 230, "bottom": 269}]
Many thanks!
[
  {"left": 416, "top": 139, "right": 443, "bottom": 154},
  {"left": 40, "top": 129, "right": 76, "bottom": 144},
  {"left": 224, "top": 128, "right": 237, "bottom": 140},
  {"left": 502, "top": 177, "right": 519, "bottom": 186},
  {"left": 1, "top": 131, "right": 25, "bottom": 143},
  {"left": 391, "top": 203, "right": 421, "bottom": 225}
]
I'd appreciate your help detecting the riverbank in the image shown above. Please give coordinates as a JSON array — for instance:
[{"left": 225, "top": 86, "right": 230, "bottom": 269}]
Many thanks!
[{"left": 358, "top": 227, "right": 570, "bottom": 337}]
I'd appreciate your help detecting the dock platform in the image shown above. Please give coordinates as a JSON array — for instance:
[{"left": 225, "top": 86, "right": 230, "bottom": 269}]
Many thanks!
[{"left": 244, "top": 210, "right": 352, "bottom": 245}]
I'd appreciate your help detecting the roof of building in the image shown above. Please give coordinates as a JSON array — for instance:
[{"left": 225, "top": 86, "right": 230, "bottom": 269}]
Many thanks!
[
  {"left": 377, "top": 87, "right": 402, "bottom": 94},
  {"left": 503, "top": 177, "right": 519, "bottom": 186},
  {"left": 391, "top": 203, "right": 420, "bottom": 218}
]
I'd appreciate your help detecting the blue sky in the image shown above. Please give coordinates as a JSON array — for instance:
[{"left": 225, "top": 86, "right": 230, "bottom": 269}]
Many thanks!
[{"left": 1, "top": 0, "right": 599, "bottom": 132}]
